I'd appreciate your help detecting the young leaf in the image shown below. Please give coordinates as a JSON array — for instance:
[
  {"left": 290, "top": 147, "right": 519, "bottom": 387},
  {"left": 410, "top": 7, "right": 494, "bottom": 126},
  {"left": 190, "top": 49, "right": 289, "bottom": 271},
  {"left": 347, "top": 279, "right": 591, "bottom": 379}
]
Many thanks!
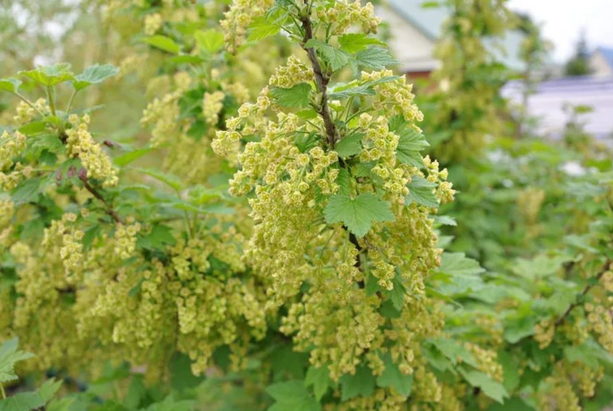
[
  {"left": 266, "top": 381, "right": 321, "bottom": 411},
  {"left": 248, "top": 18, "right": 282, "bottom": 42},
  {"left": 114, "top": 148, "right": 152, "bottom": 167},
  {"left": 376, "top": 354, "right": 413, "bottom": 396},
  {"left": 354, "top": 47, "right": 398, "bottom": 70},
  {"left": 136, "top": 168, "right": 182, "bottom": 191},
  {"left": 194, "top": 30, "right": 225, "bottom": 53},
  {"left": 72, "top": 64, "right": 119, "bottom": 91},
  {"left": 405, "top": 176, "right": 438, "bottom": 208},
  {"left": 19, "top": 63, "right": 75, "bottom": 87},
  {"left": 270, "top": 83, "right": 312, "bottom": 109},
  {"left": 338, "top": 34, "right": 385, "bottom": 54},
  {"left": 0, "top": 338, "right": 34, "bottom": 383},
  {"left": 305, "top": 366, "right": 331, "bottom": 401},
  {"left": 459, "top": 369, "right": 509, "bottom": 404},
  {"left": 142, "top": 35, "right": 181, "bottom": 54},
  {"left": 137, "top": 225, "right": 177, "bottom": 251},
  {"left": 324, "top": 193, "right": 395, "bottom": 238},
  {"left": 0, "top": 78, "right": 22, "bottom": 94},
  {"left": 304, "top": 39, "right": 351, "bottom": 71},
  {"left": 339, "top": 365, "right": 375, "bottom": 401},
  {"left": 428, "top": 338, "right": 479, "bottom": 368},
  {"left": 334, "top": 132, "right": 364, "bottom": 158}
]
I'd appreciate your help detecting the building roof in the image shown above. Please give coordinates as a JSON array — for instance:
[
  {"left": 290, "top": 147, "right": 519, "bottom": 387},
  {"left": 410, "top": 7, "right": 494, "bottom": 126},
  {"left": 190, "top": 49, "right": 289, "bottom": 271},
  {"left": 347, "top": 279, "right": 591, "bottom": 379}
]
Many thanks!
[
  {"left": 503, "top": 76, "right": 613, "bottom": 140},
  {"left": 385, "top": 0, "right": 526, "bottom": 71}
]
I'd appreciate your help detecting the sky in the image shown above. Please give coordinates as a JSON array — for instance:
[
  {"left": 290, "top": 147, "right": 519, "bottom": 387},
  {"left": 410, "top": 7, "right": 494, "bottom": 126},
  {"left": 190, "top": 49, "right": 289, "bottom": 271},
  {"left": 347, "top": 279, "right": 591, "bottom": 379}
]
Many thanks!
[{"left": 508, "top": 0, "right": 613, "bottom": 62}]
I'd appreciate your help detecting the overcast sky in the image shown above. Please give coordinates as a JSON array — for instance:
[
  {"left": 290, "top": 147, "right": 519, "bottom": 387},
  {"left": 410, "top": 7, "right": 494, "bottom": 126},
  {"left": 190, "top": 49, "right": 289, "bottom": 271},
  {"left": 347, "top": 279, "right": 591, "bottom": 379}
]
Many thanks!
[{"left": 508, "top": 0, "right": 613, "bottom": 62}]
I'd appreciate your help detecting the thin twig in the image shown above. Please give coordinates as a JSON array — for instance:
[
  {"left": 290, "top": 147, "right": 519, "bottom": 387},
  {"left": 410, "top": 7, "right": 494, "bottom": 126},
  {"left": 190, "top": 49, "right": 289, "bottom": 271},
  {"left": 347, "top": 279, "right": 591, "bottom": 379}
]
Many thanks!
[
  {"left": 79, "top": 174, "right": 123, "bottom": 224},
  {"left": 554, "top": 259, "right": 612, "bottom": 327}
]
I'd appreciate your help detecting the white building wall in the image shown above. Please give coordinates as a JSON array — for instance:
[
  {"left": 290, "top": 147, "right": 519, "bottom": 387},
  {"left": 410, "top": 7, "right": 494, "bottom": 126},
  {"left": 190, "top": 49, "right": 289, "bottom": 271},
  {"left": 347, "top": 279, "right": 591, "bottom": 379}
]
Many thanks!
[
  {"left": 590, "top": 51, "right": 613, "bottom": 77},
  {"left": 376, "top": 6, "right": 438, "bottom": 73}
]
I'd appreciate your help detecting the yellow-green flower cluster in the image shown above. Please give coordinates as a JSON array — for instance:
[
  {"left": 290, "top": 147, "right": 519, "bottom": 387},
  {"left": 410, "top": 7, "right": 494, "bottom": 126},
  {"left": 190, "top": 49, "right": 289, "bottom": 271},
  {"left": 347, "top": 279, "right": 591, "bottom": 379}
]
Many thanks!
[
  {"left": 203, "top": 91, "right": 225, "bottom": 126},
  {"left": 41, "top": 213, "right": 85, "bottom": 279},
  {"left": 12, "top": 98, "right": 48, "bottom": 125},
  {"left": 363, "top": 70, "right": 423, "bottom": 122},
  {"left": 113, "top": 221, "right": 141, "bottom": 260},
  {"left": 269, "top": 55, "right": 314, "bottom": 88},
  {"left": 0, "top": 130, "right": 28, "bottom": 190},
  {"left": 0, "top": 199, "right": 14, "bottom": 247},
  {"left": 314, "top": 1, "right": 380, "bottom": 36},
  {"left": 66, "top": 115, "right": 118, "bottom": 187},
  {"left": 144, "top": 13, "right": 162, "bottom": 35},
  {"left": 220, "top": 0, "right": 274, "bottom": 53}
]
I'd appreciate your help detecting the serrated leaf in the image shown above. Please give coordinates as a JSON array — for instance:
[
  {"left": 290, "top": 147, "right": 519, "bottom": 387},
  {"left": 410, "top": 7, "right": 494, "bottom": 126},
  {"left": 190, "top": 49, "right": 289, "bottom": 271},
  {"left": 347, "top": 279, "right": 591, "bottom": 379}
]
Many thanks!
[
  {"left": 459, "top": 369, "right": 508, "bottom": 404},
  {"left": 10, "top": 178, "right": 42, "bottom": 205},
  {"left": 142, "top": 35, "right": 180, "bottom": 54},
  {"left": 305, "top": 39, "right": 351, "bottom": 71},
  {"left": 194, "top": 29, "right": 225, "bottom": 53},
  {"left": 137, "top": 225, "right": 177, "bottom": 251},
  {"left": 354, "top": 47, "right": 398, "bottom": 70},
  {"left": 72, "top": 64, "right": 119, "bottom": 91},
  {"left": 0, "top": 392, "right": 45, "bottom": 411},
  {"left": 340, "top": 365, "right": 375, "bottom": 401},
  {"left": 0, "top": 78, "right": 22, "bottom": 94},
  {"left": 0, "top": 338, "right": 34, "bottom": 384},
  {"left": 248, "top": 18, "right": 282, "bottom": 41},
  {"left": 328, "top": 76, "right": 400, "bottom": 99},
  {"left": 335, "top": 132, "right": 364, "bottom": 158},
  {"left": 389, "top": 272, "right": 406, "bottom": 310},
  {"left": 336, "top": 168, "right": 352, "bottom": 196},
  {"left": 271, "top": 83, "right": 312, "bottom": 109},
  {"left": 405, "top": 176, "right": 438, "bottom": 208},
  {"left": 19, "top": 63, "right": 74, "bottom": 87},
  {"left": 324, "top": 193, "right": 395, "bottom": 238},
  {"left": 38, "top": 379, "right": 62, "bottom": 402},
  {"left": 266, "top": 381, "right": 321, "bottom": 411},
  {"left": 338, "top": 34, "right": 385, "bottom": 54},
  {"left": 305, "top": 366, "right": 331, "bottom": 401},
  {"left": 376, "top": 353, "right": 413, "bottom": 396}
]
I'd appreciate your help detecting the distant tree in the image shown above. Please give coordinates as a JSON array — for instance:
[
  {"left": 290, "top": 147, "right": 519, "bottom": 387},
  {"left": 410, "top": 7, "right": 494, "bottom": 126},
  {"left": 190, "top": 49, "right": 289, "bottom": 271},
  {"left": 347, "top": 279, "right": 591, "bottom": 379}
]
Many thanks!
[{"left": 564, "top": 30, "right": 592, "bottom": 76}]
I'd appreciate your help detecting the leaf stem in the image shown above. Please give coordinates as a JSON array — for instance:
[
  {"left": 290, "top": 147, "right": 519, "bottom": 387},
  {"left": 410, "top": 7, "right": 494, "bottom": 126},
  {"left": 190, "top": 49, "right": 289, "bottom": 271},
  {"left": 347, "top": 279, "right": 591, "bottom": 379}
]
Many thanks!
[
  {"left": 15, "top": 93, "right": 45, "bottom": 117},
  {"left": 1, "top": 383, "right": 5, "bottom": 399},
  {"left": 66, "top": 89, "right": 78, "bottom": 113}
]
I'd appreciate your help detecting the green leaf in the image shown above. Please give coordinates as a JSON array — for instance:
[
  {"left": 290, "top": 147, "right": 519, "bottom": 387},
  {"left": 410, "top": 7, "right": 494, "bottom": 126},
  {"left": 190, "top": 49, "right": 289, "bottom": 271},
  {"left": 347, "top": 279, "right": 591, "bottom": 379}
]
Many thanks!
[
  {"left": 248, "top": 18, "right": 282, "bottom": 42},
  {"left": 335, "top": 132, "right": 364, "bottom": 158},
  {"left": 19, "top": 63, "right": 75, "bottom": 87},
  {"left": 266, "top": 381, "right": 321, "bottom": 411},
  {"left": 354, "top": 47, "right": 398, "bottom": 70},
  {"left": 328, "top": 76, "right": 400, "bottom": 100},
  {"left": 459, "top": 369, "right": 509, "bottom": 404},
  {"left": 389, "top": 273, "right": 406, "bottom": 311},
  {"left": 305, "top": 366, "right": 331, "bottom": 401},
  {"left": 305, "top": 39, "right": 351, "bottom": 71},
  {"left": 136, "top": 168, "right": 182, "bottom": 191},
  {"left": 142, "top": 35, "right": 181, "bottom": 54},
  {"left": 428, "top": 338, "right": 479, "bottom": 368},
  {"left": 484, "top": 397, "right": 535, "bottom": 411},
  {"left": 137, "top": 225, "right": 177, "bottom": 251},
  {"left": 72, "top": 64, "right": 119, "bottom": 91},
  {"left": 433, "top": 215, "right": 457, "bottom": 226},
  {"left": 391, "top": 116, "right": 428, "bottom": 167},
  {"left": 38, "top": 379, "right": 62, "bottom": 402},
  {"left": 114, "top": 148, "right": 152, "bottom": 167},
  {"left": 438, "top": 252, "right": 485, "bottom": 277},
  {"left": 338, "top": 34, "right": 385, "bottom": 54},
  {"left": 0, "top": 392, "right": 45, "bottom": 411},
  {"left": 376, "top": 354, "right": 413, "bottom": 396},
  {"left": 194, "top": 29, "right": 225, "bottom": 53},
  {"left": 10, "top": 178, "right": 42, "bottom": 205},
  {"left": 271, "top": 83, "right": 312, "bottom": 109},
  {"left": 0, "top": 78, "right": 22, "bottom": 94},
  {"left": 0, "top": 338, "right": 34, "bottom": 383},
  {"left": 294, "top": 132, "right": 320, "bottom": 153},
  {"left": 324, "top": 193, "right": 395, "bottom": 238},
  {"left": 336, "top": 168, "right": 352, "bottom": 197},
  {"left": 405, "top": 176, "right": 438, "bottom": 208},
  {"left": 340, "top": 365, "right": 375, "bottom": 401}
]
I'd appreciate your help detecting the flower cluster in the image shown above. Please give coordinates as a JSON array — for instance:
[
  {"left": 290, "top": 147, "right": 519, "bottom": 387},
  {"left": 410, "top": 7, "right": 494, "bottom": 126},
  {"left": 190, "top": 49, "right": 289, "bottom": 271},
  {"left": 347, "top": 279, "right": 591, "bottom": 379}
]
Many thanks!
[
  {"left": 220, "top": 0, "right": 274, "bottom": 53},
  {"left": 202, "top": 91, "right": 225, "bottom": 126},
  {"left": 314, "top": 1, "right": 380, "bottom": 36},
  {"left": 66, "top": 115, "right": 118, "bottom": 187}
]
